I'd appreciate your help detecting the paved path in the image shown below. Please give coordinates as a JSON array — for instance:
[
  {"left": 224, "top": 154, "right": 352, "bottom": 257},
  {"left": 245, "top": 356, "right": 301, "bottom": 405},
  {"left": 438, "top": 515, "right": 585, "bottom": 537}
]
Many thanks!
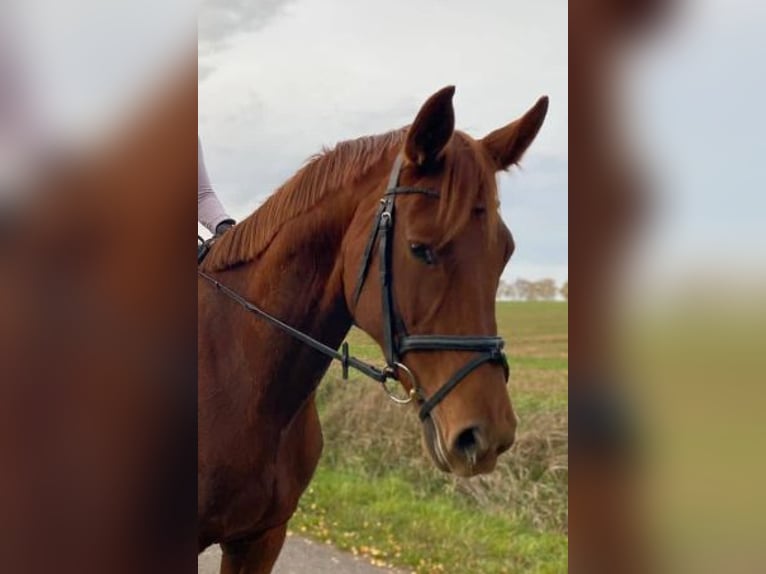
[{"left": 198, "top": 534, "right": 407, "bottom": 574}]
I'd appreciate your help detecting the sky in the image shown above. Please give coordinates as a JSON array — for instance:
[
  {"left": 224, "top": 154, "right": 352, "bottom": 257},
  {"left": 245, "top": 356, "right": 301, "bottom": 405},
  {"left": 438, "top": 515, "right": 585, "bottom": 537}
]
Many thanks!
[
  {"left": 623, "top": 0, "right": 766, "bottom": 296},
  {"left": 7, "top": 0, "right": 764, "bottom": 294},
  {"left": 198, "top": 0, "right": 568, "bottom": 284},
  {"left": 5, "top": 0, "right": 194, "bottom": 141}
]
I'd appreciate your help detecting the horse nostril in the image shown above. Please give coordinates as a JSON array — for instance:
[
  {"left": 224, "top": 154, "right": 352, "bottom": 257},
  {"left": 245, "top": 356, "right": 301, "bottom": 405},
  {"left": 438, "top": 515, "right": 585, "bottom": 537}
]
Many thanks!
[{"left": 454, "top": 426, "right": 482, "bottom": 455}]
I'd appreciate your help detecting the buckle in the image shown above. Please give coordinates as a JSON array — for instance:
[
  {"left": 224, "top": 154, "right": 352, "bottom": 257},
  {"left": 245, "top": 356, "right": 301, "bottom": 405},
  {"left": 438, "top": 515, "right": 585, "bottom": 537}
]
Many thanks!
[
  {"left": 341, "top": 342, "right": 350, "bottom": 380},
  {"left": 381, "top": 362, "right": 419, "bottom": 405}
]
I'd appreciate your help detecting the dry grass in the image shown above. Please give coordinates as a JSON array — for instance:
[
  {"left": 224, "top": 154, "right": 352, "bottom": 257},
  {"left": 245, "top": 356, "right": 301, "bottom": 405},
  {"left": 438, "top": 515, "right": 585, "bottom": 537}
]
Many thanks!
[{"left": 314, "top": 302, "right": 568, "bottom": 533}]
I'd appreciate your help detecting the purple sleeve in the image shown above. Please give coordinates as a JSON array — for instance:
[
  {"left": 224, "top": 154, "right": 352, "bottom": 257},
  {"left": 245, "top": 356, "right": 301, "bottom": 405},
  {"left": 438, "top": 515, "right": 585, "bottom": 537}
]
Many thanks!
[{"left": 198, "top": 136, "right": 232, "bottom": 233}]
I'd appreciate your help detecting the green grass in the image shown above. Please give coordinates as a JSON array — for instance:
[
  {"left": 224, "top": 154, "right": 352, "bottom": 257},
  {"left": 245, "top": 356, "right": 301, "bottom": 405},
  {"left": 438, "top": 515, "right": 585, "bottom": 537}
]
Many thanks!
[
  {"left": 290, "top": 469, "right": 567, "bottom": 574},
  {"left": 289, "top": 301, "right": 568, "bottom": 573},
  {"left": 511, "top": 356, "right": 569, "bottom": 371}
]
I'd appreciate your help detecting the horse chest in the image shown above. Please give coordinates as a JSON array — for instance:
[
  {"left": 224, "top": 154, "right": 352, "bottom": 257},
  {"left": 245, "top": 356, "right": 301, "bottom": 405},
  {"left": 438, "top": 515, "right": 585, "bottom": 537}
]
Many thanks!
[{"left": 199, "top": 399, "right": 322, "bottom": 547}]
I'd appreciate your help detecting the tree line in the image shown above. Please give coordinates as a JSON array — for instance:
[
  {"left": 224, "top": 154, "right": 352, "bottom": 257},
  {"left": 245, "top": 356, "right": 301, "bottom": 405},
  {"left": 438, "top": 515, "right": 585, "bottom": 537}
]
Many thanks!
[{"left": 497, "top": 279, "right": 568, "bottom": 301}]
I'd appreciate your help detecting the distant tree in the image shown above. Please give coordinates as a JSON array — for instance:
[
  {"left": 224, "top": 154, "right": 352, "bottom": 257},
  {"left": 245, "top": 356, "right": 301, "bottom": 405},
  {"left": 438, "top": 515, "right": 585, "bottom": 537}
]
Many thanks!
[
  {"left": 560, "top": 281, "right": 568, "bottom": 301},
  {"left": 513, "top": 279, "right": 534, "bottom": 301},
  {"left": 496, "top": 280, "right": 510, "bottom": 300},
  {"left": 499, "top": 278, "right": 562, "bottom": 301},
  {"left": 535, "top": 278, "right": 558, "bottom": 301},
  {"left": 505, "top": 281, "right": 518, "bottom": 301}
]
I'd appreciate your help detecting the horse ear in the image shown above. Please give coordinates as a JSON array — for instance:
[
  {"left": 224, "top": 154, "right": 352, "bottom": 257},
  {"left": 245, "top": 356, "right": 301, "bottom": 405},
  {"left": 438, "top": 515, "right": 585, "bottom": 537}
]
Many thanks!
[
  {"left": 481, "top": 96, "right": 549, "bottom": 170},
  {"left": 405, "top": 86, "right": 456, "bottom": 166}
]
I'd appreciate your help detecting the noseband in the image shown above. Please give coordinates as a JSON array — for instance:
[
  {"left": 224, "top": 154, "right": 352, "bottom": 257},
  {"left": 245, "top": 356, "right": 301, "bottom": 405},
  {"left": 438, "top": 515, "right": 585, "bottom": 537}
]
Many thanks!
[
  {"left": 351, "top": 154, "right": 509, "bottom": 420},
  {"left": 198, "top": 152, "right": 509, "bottom": 421}
]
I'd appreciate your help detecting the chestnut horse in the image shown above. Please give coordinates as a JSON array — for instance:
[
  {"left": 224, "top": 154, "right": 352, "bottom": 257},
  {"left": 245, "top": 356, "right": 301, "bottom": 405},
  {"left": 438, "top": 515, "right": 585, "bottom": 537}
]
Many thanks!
[
  {"left": 0, "top": 69, "right": 197, "bottom": 573},
  {"left": 198, "top": 86, "right": 548, "bottom": 572}
]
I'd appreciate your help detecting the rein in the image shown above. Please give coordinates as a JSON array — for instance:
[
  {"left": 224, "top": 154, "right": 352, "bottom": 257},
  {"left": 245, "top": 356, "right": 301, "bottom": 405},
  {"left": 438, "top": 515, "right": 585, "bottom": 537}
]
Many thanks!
[
  {"left": 198, "top": 152, "right": 509, "bottom": 420},
  {"left": 197, "top": 268, "right": 392, "bottom": 385}
]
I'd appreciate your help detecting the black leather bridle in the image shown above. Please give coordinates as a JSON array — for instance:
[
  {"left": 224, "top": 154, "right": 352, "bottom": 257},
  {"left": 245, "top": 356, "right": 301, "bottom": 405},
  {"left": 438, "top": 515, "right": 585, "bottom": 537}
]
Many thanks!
[
  {"left": 198, "top": 152, "right": 509, "bottom": 420},
  {"left": 350, "top": 154, "right": 509, "bottom": 419}
]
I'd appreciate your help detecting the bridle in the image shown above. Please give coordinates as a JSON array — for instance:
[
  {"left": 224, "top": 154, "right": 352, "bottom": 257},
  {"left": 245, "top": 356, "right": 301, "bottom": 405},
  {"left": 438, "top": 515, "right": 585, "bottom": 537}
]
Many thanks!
[
  {"left": 198, "top": 152, "right": 509, "bottom": 421},
  {"left": 351, "top": 154, "right": 509, "bottom": 419}
]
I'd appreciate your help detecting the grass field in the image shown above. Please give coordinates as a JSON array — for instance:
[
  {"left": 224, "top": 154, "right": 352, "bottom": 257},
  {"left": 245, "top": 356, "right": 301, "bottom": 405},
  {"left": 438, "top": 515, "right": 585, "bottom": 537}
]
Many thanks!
[{"left": 289, "top": 302, "right": 568, "bottom": 573}]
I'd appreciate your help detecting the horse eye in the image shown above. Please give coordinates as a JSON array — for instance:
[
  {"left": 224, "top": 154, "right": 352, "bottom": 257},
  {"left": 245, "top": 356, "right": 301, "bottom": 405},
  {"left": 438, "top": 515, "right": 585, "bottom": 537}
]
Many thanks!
[{"left": 409, "top": 242, "right": 436, "bottom": 265}]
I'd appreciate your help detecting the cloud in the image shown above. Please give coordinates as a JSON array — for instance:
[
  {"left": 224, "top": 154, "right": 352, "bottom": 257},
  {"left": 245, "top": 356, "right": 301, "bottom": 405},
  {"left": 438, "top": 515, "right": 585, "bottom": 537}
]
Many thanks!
[
  {"left": 199, "top": 0, "right": 297, "bottom": 81},
  {"left": 499, "top": 154, "right": 568, "bottom": 282},
  {"left": 198, "top": 0, "right": 568, "bottom": 281},
  {"left": 199, "top": 0, "right": 295, "bottom": 54}
]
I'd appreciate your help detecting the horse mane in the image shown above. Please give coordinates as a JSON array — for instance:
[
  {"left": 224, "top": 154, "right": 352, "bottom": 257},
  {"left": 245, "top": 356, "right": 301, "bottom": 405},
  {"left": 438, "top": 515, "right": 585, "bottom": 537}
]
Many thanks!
[{"left": 202, "top": 128, "right": 498, "bottom": 272}]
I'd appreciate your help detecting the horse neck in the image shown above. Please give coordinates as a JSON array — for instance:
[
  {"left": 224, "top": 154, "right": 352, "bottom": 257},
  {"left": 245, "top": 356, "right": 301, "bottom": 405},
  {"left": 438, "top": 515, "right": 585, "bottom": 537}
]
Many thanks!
[
  {"left": 236, "top": 146, "right": 396, "bottom": 332},
  {"left": 242, "top": 193, "right": 357, "bottom": 339},
  {"left": 209, "top": 166, "right": 389, "bottom": 422}
]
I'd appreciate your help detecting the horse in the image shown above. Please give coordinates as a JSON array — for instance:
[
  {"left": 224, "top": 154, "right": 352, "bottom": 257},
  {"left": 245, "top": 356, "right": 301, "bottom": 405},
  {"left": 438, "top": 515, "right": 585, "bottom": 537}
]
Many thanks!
[
  {"left": 569, "top": 0, "right": 674, "bottom": 571},
  {"left": 0, "top": 67, "right": 198, "bottom": 574},
  {"left": 197, "top": 86, "right": 549, "bottom": 573}
]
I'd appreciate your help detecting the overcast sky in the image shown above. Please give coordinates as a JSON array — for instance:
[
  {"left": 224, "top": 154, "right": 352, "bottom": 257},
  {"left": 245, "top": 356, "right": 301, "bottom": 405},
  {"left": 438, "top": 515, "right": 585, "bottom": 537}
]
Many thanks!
[
  {"left": 9, "top": 0, "right": 763, "bottom": 292},
  {"left": 198, "top": 0, "right": 568, "bottom": 283},
  {"left": 6, "top": 0, "right": 193, "bottom": 140},
  {"left": 625, "top": 0, "right": 766, "bottom": 293}
]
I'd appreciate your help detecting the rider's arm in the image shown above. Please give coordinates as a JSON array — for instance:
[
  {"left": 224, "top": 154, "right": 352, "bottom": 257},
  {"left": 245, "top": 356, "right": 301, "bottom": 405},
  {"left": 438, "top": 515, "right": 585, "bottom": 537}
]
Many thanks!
[{"left": 198, "top": 137, "right": 235, "bottom": 235}]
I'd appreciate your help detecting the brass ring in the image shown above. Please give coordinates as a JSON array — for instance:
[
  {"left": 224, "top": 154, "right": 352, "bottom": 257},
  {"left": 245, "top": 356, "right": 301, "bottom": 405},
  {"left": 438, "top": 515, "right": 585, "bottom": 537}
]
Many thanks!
[{"left": 382, "top": 362, "right": 419, "bottom": 405}]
